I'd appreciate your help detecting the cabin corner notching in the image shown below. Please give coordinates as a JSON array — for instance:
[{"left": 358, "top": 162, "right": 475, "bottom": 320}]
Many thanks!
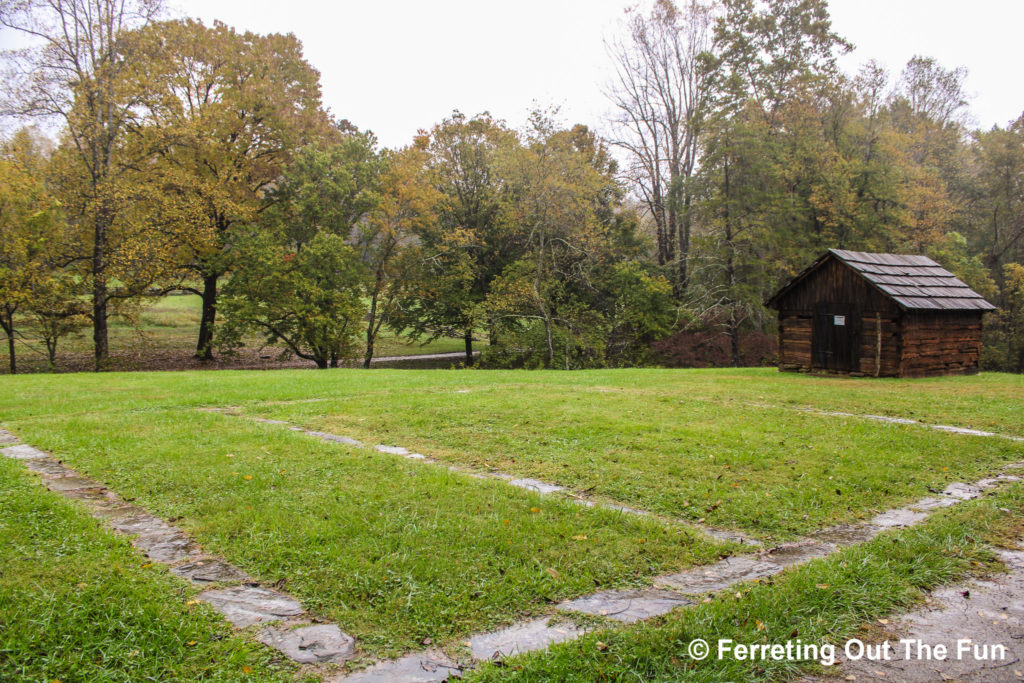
[{"left": 766, "top": 249, "right": 996, "bottom": 378}]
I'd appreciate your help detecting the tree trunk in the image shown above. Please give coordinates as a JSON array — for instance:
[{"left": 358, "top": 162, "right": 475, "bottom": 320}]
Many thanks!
[
  {"left": 729, "top": 310, "right": 741, "bottom": 368},
  {"left": 46, "top": 337, "right": 58, "bottom": 369},
  {"left": 676, "top": 191, "right": 692, "bottom": 296},
  {"left": 92, "top": 282, "right": 108, "bottom": 371},
  {"left": 1, "top": 310, "right": 14, "bottom": 375},
  {"left": 92, "top": 213, "right": 109, "bottom": 371},
  {"left": 363, "top": 288, "right": 379, "bottom": 369},
  {"left": 195, "top": 272, "right": 219, "bottom": 360},
  {"left": 464, "top": 328, "right": 474, "bottom": 366}
]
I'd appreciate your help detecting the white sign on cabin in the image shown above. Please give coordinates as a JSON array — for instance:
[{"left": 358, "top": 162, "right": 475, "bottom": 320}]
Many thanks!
[{"left": 833, "top": 315, "right": 846, "bottom": 326}]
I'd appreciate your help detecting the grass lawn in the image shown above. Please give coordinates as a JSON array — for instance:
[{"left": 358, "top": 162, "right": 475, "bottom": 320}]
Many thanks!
[
  {"left": 239, "top": 369, "right": 1024, "bottom": 540},
  {"left": 466, "top": 481, "right": 1024, "bottom": 682},
  {"left": 1, "top": 293, "right": 470, "bottom": 373},
  {"left": 0, "top": 457, "right": 303, "bottom": 682},
  {"left": 0, "top": 379, "right": 729, "bottom": 658},
  {"left": 1, "top": 366, "right": 1022, "bottom": 674}
]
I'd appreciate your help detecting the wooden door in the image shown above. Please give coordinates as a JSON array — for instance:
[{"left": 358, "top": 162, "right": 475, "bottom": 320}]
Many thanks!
[{"left": 812, "top": 303, "right": 860, "bottom": 372}]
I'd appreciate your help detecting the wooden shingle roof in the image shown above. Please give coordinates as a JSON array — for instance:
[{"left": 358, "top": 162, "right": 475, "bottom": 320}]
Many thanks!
[{"left": 767, "top": 249, "right": 997, "bottom": 311}]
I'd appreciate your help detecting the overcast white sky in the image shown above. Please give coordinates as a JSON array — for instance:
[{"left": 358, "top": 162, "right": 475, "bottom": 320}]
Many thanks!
[{"left": 6, "top": 1, "right": 1023, "bottom": 148}]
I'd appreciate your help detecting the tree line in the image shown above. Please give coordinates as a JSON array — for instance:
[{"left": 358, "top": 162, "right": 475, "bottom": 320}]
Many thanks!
[{"left": 1, "top": 0, "right": 1022, "bottom": 373}]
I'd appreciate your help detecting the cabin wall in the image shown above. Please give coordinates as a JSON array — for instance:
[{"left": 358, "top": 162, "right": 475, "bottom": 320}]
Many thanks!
[
  {"left": 899, "top": 311, "right": 984, "bottom": 377},
  {"left": 777, "top": 313, "right": 812, "bottom": 371},
  {"left": 857, "top": 312, "right": 902, "bottom": 376},
  {"left": 775, "top": 258, "right": 902, "bottom": 374}
]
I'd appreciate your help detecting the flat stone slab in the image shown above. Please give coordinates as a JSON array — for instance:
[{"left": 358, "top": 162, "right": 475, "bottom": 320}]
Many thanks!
[
  {"left": 171, "top": 559, "right": 251, "bottom": 584},
  {"left": 0, "top": 430, "right": 19, "bottom": 445},
  {"left": 943, "top": 482, "right": 985, "bottom": 500},
  {"left": 872, "top": 506, "right": 930, "bottom": 528},
  {"left": 308, "top": 431, "right": 364, "bottom": 446},
  {"left": 2, "top": 444, "right": 48, "bottom": 460},
  {"left": 557, "top": 588, "right": 691, "bottom": 622},
  {"left": 108, "top": 512, "right": 173, "bottom": 535},
  {"left": 757, "top": 541, "right": 832, "bottom": 568},
  {"left": 46, "top": 475, "right": 103, "bottom": 491},
  {"left": 508, "top": 478, "right": 564, "bottom": 495},
  {"left": 656, "top": 556, "right": 783, "bottom": 594},
  {"left": 469, "top": 617, "right": 587, "bottom": 660},
  {"left": 23, "top": 458, "right": 74, "bottom": 476},
  {"left": 375, "top": 444, "right": 409, "bottom": 455},
  {"left": 814, "top": 547, "right": 1024, "bottom": 683},
  {"left": 909, "top": 496, "right": 959, "bottom": 511},
  {"left": 252, "top": 418, "right": 290, "bottom": 425},
  {"left": 931, "top": 424, "right": 998, "bottom": 437},
  {"left": 337, "top": 650, "right": 461, "bottom": 682},
  {"left": 60, "top": 487, "right": 119, "bottom": 504},
  {"left": 258, "top": 624, "right": 355, "bottom": 663},
  {"left": 198, "top": 586, "right": 303, "bottom": 627},
  {"left": 132, "top": 528, "right": 201, "bottom": 563}
]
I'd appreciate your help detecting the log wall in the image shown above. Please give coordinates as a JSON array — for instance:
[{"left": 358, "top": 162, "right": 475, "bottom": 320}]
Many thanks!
[
  {"left": 771, "top": 256, "right": 985, "bottom": 377},
  {"left": 778, "top": 314, "right": 813, "bottom": 371},
  {"left": 899, "top": 311, "right": 984, "bottom": 377}
]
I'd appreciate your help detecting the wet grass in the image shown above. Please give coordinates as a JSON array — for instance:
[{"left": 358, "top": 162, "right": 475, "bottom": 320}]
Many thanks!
[
  {"left": 1, "top": 407, "right": 727, "bottom": 658},
  {"left": 465, "top": 481, "right": 1024, "bottom": 682},
  {"left": 1, "top": 366, "right": 1021, "bottom": 669},
  {"left": 241, "top": 372, "right": 1024, "bottom": 540},
  {"left": 0, "top": 457, "right": 303, "bottom": 682}
]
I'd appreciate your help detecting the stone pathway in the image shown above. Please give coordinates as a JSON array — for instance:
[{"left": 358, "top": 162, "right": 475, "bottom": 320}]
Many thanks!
[
  {"left": 228, "top": 410, "right": 762, "bottom": 548},
  {"left": 741, "top": 401, "right": 1024, "bottom": 443},
  {"left": 211, "top": 408, "right": 1024, "bottom": 681},
  {"left": 8, "top": 410, "right": 1023, "bottom": 683},
  {"left": 804, "top": 546, "right": 1024, "bottom": 683},
  {"left": 0, "top": 429, "right": 356, "bottom": 669},
  {"left": 328, "top": 464, "right": 1024, "bottom": 682}
]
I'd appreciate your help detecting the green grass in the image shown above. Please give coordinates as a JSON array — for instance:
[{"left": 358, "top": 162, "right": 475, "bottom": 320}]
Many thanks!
[
  {"left": 240, "top": 370, "right": 1024, "bottom": 539},
  {"left": 1, "top": 366, "right": 1022, "bottom": 673},
  {"left": 0, "top": 457, "right": 302, "bottom": 682},
  {"left": 465, "top": 481, "right": 1024, "bottom": 682},
  {"left": 1, "top": 402, "right": 727, "bottom": 658},
  {"left": 1, "top": 293, "right": 470, "bottom": 372}
]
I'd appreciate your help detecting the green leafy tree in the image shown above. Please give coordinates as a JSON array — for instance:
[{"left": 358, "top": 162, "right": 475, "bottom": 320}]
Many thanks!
[
  {"left": 1, "top": 0, "right": 166, "bottom": 369},
  {"left": 357, "top": 138, "right": 442, "bottom": 367},
  {"left": 218, "top": 232, "right": 365, "bottom": 369},
  {"left": 405, "top": 112, "right": 518, "bottom": 365},
  {"left": 216, "top": 139, "right": 380, "bottom": 369},
  {"left": 133, "top": 18, "right": 330, "bottom": 359}
]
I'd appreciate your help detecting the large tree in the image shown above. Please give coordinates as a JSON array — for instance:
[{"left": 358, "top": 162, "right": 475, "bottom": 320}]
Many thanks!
[
  {"left": 135, "top": 18, "right": 329, "bottom": 359},
  {"left": 357, "top": 139, "right": 442, "bottom": 368},
  {"left": 217, "top": 138, "right": 381, "bottom": 368},
  {"left": 606, "top": 0, "right": 716, "bottom": 295},
  {"left": 1, "top": 0, "right": 165, "bottom": 369},
  {"left": 402, "top": 112, "right": 518, "bottom": 365}
]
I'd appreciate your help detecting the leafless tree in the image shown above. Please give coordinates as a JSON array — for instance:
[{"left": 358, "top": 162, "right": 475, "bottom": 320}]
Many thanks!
[{"left": 605, "top": 0, "right": 716, "bottom": 296}]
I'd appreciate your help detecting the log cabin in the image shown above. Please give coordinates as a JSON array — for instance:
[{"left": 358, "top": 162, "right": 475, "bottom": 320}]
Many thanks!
[{"left": 766, "top": 249, "right": 996, "bottom": 377}]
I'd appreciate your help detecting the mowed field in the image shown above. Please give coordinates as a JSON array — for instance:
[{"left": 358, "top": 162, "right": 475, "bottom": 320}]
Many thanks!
[
  {"left": 0, "top": 293, "right": 468, "bottom": 373},
  {"left": 2, "top": 368, "right": 1023, "bottom": 681}
]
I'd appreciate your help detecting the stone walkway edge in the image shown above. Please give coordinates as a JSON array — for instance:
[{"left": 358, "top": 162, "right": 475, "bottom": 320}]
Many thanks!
[
  {"left": 214, "top": 408, "right": 761, "bottom": 548},
  {"left": 207, "top": 408, "right": 1024, "bottom": 683},
  {"left": 6, "top": 413, "right": 1022, "bottom": 683},
  {"left": 739, "top": 401, "right": 1024, "bottom": 443},
  {"left": 0, "top": 429, "right": 355, "bottom": 668}
]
